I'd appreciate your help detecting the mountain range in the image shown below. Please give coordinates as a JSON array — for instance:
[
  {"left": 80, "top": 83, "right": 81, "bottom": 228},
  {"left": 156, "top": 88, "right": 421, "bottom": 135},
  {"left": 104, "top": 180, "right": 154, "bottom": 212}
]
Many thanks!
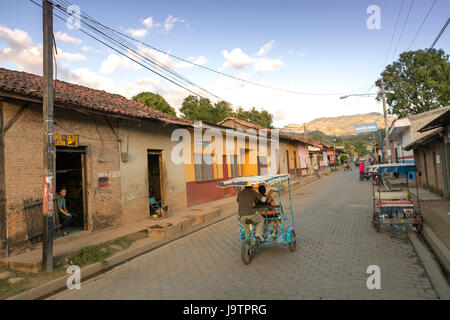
[{"left": 282, "top": 112, "right": 396, "bottom": 137}]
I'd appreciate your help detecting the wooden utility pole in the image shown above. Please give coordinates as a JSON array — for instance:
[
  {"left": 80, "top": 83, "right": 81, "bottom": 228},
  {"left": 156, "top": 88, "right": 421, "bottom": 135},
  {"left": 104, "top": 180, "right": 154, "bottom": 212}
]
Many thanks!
[
  {"left": 42, "top": 0, "right": 54, "bottom": 273},
  {"left": 380, "top": 78, "right": 391, "bottom": 163}
]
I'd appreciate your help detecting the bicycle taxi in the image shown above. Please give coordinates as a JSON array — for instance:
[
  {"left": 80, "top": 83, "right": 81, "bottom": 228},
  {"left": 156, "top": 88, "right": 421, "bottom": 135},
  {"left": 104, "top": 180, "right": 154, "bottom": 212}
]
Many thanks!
[
  {"left": 217, "top": 174, "right": 297, "bottom": 265},
  {"left": 368, "top": 163, "right": 424, "bottom": 233}
]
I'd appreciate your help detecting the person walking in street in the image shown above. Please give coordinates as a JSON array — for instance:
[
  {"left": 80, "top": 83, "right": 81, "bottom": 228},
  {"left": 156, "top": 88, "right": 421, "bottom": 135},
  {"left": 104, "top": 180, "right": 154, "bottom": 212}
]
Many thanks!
[
  {"left": 237, "top": 186, "right": 266, "bottom": 242},
  {"left": 359, "top": 161, "right": 365, "bottom": 181}
]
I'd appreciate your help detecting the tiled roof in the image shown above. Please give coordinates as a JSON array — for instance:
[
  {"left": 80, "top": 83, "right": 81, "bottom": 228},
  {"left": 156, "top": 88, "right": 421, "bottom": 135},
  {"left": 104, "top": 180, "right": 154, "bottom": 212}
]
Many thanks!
[
  {"left": 0, "top": 68, "right": 193, "bottom": 127},
  {"left": 218, "top": 116, "right": 314, "bottom": 145},
  {"left": 403, "top": 128, "right": 442, "bottom": 151}
]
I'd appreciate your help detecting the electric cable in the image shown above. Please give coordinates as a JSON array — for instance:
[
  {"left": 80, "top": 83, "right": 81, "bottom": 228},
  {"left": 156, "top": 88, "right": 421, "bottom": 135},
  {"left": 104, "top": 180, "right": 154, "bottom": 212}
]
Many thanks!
[
  {"left": 407, "top": 0, "right": 437, "bottom": 50},
  {"left": 50, "top": 0, "right": 375, "bottom": 97}
]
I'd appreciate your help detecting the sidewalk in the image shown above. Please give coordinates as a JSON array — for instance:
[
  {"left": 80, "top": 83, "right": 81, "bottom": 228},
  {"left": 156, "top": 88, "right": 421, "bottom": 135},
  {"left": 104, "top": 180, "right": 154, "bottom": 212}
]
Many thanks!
[{"left": 411, "top": 187, "right": 450, "bottom": 277}]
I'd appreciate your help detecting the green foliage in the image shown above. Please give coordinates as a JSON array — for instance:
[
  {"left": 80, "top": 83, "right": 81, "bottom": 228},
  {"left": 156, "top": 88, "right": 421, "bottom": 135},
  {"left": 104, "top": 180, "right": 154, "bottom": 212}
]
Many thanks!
[
  {"left": 132, "top": 92, "right": 177, "bottom": 116},
  {"left": 234, "top": 107, "right": 274, "bottom": 128},
  {"left": 353, "top": 140, "right": 368, "bottom": 158},
  {"left": 180, "top": 95, "right": 274, "bottom": 128},
  {"left": 66, "top": 237, "right": 131, "bottom": 267},
  {"left": 311, "top": 132, "right": 325, "bottom": 142},
  {"left": 180, "top": 96, "right": 231, "bottom": 123},
  {"left": 376, "top": 49, "right": 450, "bottom": 118}
]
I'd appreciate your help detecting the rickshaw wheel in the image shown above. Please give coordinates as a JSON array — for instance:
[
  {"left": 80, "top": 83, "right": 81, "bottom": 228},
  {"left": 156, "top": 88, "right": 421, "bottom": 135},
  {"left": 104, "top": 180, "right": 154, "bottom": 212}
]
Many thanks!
[
  {"left": 288, "top": 230, "right": 297, "bottom": 252},
  {"left": 241, "top": 240, "right": 252, "bottom": 265}
]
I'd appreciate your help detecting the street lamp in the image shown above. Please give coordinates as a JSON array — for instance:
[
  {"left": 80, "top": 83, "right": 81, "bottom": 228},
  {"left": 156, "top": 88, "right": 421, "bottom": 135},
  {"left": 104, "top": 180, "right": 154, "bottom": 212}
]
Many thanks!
[{"left": 339, "top": 93, "right": 376, "bottom": 99}]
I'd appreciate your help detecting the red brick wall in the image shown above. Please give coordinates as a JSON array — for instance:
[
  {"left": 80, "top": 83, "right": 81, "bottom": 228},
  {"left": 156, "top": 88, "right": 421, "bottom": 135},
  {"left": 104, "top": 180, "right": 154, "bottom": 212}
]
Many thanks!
[
  {"left": 186, "top": 179, "right": 236, "bottom": 207},
  {"left": 3, "top": 101, "right": 122, "bottom": 248}
]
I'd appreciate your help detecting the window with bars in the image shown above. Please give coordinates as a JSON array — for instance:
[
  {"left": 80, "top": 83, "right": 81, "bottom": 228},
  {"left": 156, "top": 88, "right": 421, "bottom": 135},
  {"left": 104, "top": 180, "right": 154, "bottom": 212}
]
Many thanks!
[
  {"left": 194, "top": 154, "right": 214, "bottom": 181},
  {"left": 230, "top": 155, "right": 239, "bottom": 178}
]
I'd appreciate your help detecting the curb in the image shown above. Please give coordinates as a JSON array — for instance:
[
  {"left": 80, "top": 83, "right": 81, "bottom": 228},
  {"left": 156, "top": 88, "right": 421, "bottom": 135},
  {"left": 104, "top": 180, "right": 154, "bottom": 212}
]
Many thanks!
[
  {"left": 407, "top": 227, "right": 450, "bottom": 299},
  {"left": 7, "top": 173, "right": 324, "bottom": 300},
  {"left": 420, "top": 223, "right": 450, "bottom": 277}
]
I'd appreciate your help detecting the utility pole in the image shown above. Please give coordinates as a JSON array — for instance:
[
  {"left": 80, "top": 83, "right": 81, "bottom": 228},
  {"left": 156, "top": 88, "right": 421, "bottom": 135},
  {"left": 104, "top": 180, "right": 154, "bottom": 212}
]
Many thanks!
[
  {"left": 333, "top": 132, "right": 336, "bottom": 167},
  {"left": 380, "top": 78, "right": 391, "bottom": 163},
  {"left": 42, "top": 0, "right": 54, "bottom": 273}
]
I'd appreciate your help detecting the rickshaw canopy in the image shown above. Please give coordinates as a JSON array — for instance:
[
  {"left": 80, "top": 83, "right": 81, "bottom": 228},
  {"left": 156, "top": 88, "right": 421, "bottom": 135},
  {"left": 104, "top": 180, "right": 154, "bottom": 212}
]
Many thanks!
[
  {"left": 216, "top": 174, "right": 290, "bottom": 188},
  {"left": 367, "top": 163, "right": 418, "bottom": 174}
]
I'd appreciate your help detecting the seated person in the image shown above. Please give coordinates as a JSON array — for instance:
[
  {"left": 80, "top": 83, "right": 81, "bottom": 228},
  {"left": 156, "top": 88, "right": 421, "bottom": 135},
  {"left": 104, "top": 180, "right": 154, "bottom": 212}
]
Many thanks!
[
  {"left": 57, "top": 187, "right": 77, "bottom": 236},
  {"left": 255, "top": 185, "right": 280, "bottom": 237},
  {"left": 237, "top": 186, "right": 266, "bottom": 242}
]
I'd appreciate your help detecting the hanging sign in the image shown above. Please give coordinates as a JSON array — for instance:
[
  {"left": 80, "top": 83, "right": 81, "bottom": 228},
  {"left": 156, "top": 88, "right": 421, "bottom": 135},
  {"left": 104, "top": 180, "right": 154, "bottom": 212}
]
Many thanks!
[{"left": 53, "top": 135, "right": 79, "bottom": 147}]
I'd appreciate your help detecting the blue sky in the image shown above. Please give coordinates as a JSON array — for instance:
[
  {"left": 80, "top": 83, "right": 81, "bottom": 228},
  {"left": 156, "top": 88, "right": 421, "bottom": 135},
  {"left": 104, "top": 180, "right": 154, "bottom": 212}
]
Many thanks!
[{"left": 0, "top": 0, "right": 449, "bottom": 127}]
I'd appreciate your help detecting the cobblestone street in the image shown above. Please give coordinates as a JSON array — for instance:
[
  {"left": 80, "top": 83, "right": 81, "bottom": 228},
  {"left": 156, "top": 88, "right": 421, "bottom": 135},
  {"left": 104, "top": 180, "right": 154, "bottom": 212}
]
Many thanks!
[{"left": 51, "top": 170, "right": 439, "bottom": 300}]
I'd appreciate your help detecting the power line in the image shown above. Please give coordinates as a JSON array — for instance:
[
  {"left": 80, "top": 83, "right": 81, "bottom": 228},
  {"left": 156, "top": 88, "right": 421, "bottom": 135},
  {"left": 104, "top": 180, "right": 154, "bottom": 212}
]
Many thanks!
[
  {"left": 51, "top": 0, "right": 223, "bottom": 101},
  {"left": 53, "top": 0, "right": 220, "bottom": 100},
  {"left": 51, "top": 0, "right": 373, "bottom": 97},
  {"left": 384, "top": 0, "right": 405, "bottom": 66},
  {"left": 407, "top": 0, "right": 437, "bottom": 50},
  {"left": 30, "top": 0, "right": 223, "bottom": 102},
  {"left": 392, "top": 0, "right": 415, "bottom": 61},
  {"left": 430, "top": 16, "right": 450, "bottom": 48}
]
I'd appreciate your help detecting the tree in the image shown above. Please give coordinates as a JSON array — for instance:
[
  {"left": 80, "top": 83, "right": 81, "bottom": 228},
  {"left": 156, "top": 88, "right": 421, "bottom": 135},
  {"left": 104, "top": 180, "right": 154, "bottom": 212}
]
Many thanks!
[
  {"left": 235, "top": 107, "right": 273, "bottom": 128},
  {"left": 179, "top": 96, "right": 234, "bottom": 123},
  {"left": 376, "top": 49, "right": 450, "bottom": 118},
  {"left": 311, "top": 132, "right": 325, "bottom": 142},
  {"left": 132, "top": 92, "right": 176, "bottom": 116},
  {"left": 180, "top": 95, "right": 274, "bottom": 127},
  {"left": 353, "top": 140, "right": 367, "bottom": 158}
]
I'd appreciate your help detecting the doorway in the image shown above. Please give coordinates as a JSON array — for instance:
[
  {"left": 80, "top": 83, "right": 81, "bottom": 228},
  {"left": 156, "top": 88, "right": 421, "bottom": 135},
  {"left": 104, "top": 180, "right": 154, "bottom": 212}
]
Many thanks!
[
  {"left": 148, "top": 150, "right": 163, "bottom": 214},
  {"left": 56, "top": 146, "right": 87, "bottom": 232}
]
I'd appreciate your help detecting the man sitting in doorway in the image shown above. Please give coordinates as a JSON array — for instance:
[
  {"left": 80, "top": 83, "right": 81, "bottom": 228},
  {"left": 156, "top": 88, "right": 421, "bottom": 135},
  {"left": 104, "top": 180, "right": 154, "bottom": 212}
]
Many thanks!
[
  {"left": 57, "top": 187, "right": 75, "bottom": 236},
  {"left": 237, "top": 186, "right": 266, "bottom": 242}
]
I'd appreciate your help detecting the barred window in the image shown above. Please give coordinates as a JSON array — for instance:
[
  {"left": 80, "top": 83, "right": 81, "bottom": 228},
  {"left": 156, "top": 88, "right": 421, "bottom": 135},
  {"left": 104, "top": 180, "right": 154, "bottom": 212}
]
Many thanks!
[
  {"left": 194, "top": 154, "right": 214, "bottom": 181},
  {"left": 230, "top": 155, "right": 239, "bottom": 178}
]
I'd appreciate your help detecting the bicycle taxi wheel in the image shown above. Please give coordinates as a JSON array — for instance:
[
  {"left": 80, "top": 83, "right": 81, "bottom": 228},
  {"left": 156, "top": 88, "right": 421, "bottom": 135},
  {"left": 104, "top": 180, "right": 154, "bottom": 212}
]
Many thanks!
[{"left": 288, "top": 230, "right": 297, "bottom": 252}]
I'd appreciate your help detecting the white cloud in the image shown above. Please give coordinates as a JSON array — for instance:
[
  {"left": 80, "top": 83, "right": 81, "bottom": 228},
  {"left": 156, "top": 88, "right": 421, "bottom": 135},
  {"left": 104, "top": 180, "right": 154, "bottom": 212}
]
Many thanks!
[
  {"left": 253, "top": 57, "right": 285, "bottom": 74},
  {"left": 126, "top": 28, "right": 147, "bottom": 39},
  {"left": 81, "top": 46, "right": 92, "bottom": 52},
  {"left": 221, "top": 48, "right": 255, "bottom": 70},
  {"left": 255, "top": 40, "right": 275, "bottom": 57},
  {"left": 69, "top": 68, "right": 116, "bottom": 92},
  {"left": 56, "top": 48, "right": 87, "bottom": 62},
  {"left": 0, "top": 26, "right": 42, "bottom": 74},
  {"left": 164, "top": 15, "right": 181, "bottom": 32},
  {"left": 221, "top": 44, "right": 285, "bottom": 73},
  {"left": 54, "top": 31, "right": 82, "bottom": 45},
  {"left": 142, "top": 17, "right": 154, "bottom": 29},
  {"left": 139, "top": 47, "right": 207, "bottom": 69},
  {"left": 100, "top": 53, "right": 140, "bottom": 74},
  {"left": 0, "top": 25, "right": 33, "bottom": 50}
]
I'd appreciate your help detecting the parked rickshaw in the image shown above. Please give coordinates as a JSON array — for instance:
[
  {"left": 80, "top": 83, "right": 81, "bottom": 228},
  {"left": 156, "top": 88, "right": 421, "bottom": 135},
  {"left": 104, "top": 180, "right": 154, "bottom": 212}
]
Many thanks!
[
  {"left": 217, "top": 174, "right": 297, "bottom": 264},
  {"left": 367, "top": 163, "right": 424, "bottom": 233}
]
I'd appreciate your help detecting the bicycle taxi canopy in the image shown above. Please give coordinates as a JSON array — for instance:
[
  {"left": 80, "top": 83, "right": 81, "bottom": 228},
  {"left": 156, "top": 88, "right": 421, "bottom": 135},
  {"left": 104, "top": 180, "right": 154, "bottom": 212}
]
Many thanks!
[
  {"left": 216, "top": 173, "right": 290, "bottom": 188},
  {"left": 367, "top": 163, "right": 418, "bottom": 174}
]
